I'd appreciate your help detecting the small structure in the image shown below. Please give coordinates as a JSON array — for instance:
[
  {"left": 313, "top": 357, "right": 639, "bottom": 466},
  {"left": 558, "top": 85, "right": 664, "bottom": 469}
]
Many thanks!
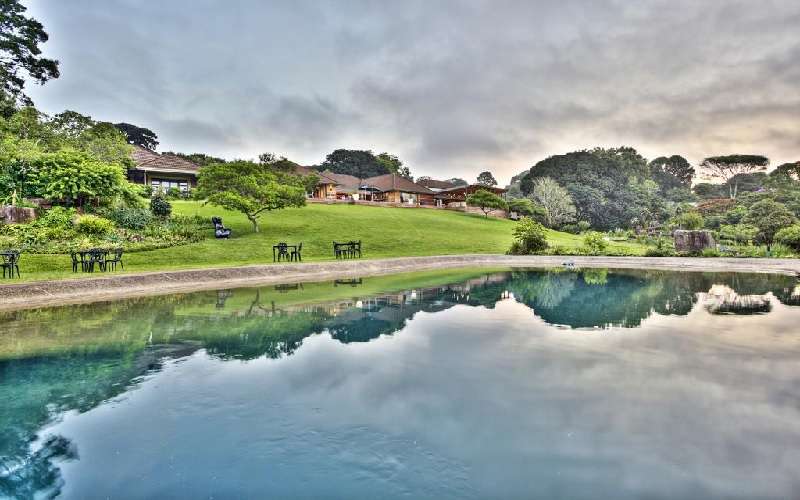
[
  {"left": 127, "top": 146, "right": 200, "bottom": 193},
  {"left": 434, "top": 184, "right": 507, "bottom": 208},
  {"left": 674, "top": 230, "right": 716, "bottom": 253}
]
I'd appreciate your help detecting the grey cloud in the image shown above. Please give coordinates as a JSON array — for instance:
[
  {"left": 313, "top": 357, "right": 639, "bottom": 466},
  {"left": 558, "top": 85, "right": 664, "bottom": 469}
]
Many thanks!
[{"left": 25, "top": 0, "right": 800, "bottom": 182}]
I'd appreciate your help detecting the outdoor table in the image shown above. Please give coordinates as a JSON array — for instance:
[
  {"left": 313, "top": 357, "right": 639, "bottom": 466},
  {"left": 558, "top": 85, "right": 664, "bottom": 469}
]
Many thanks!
[
  {"left": 78, "top": 249, "right": 110, "bottom": 273},
  {"left": 273, "top": 244, "right": 297, "bottom": 262}
]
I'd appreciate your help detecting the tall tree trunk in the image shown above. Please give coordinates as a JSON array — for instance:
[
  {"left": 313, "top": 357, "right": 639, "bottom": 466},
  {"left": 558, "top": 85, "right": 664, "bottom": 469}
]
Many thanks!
[{"left": 248, "top": 215, "right": 259, "bottom": 233}]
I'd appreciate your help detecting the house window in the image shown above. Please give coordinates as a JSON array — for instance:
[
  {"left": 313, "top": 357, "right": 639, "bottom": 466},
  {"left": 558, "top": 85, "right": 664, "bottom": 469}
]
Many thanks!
[{"left": 151, "top": 179, "right": 189, "bottom": 192}]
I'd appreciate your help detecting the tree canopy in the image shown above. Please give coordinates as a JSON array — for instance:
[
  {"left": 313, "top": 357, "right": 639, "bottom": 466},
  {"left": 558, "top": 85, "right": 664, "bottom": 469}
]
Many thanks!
[
  {"left": 476, "top": 171, "right": 498, "bottom": 187},
  {"left": 530, "top": 177, "right": 577, "bottom": 228},
  {"left": 700, "top": 155, "right": 769, "bottom": 199},
  {"left": 0, "top": 0, "right": 60, "bottom": 108},
  {"left": 743, "top": 199, "right": 796, "bottom": 250},
  {"left": 319, "top": 149, "right": 390, "bottom": 179},
  {"left": 196, "top": 160, "right": 308, "bottom": 232},
  {"left": 375, "top": 152, "right": 412, "bottom": 180},
  {"left": 649, "top": 155, "right": 694, "bottom": 191},
  {"left": 466, "top": 189, "right": 507, "bottom": 217},
  {"left": 113, "top": 122, "right": 159, "bottom": 151}
]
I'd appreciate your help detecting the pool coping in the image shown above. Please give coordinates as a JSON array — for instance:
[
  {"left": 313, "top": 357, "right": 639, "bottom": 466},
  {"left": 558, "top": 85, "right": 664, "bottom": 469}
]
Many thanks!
[{"left": 1, "top": 255, "right": 798, "bottom": 311}]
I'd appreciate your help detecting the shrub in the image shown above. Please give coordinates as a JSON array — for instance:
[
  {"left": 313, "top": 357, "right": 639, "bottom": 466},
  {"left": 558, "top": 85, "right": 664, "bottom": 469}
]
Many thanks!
[
  {"left": 582, "top": 231, "right": 608, "bottom": 255},
  {"left": 671, "top": 211, "right": 704, "bottom": 230},
  {"left": 166, "top": 187, "right": 182, "bottom": 199},
  {"left": 776, "top": 225, "right": 800, "bottom": 250},
  {"left": 718, "top": 224, "right": 757, "bottom": 245},
  {"left": 701, "top": 248, "right": 721, "bottom": 257},
  {"left": 508, "top": 217, "right": 548, "bottom": 255},
  {"left": 36, "top": 207, "right": 76, "bottom": 229},
  {"left": 110, "top": 206, "right": 153, "bottom": 230},
  {"left": 139, "top": 184, "right": 154, "bottom": 198},
  {"left": 150, "top": 194, "right": 172, "bottom": 217},
  {"left": 74, "top": 214, "right": 115, "bottom": 236},
  {"left": 645, "top": 237, "right": 675, "bottom": 257}
]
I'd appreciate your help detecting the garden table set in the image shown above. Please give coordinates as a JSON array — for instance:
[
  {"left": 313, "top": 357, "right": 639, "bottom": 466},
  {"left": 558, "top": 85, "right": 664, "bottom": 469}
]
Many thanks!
[
  {"left": 273, "top": 243, "right": 303, "bottom": 262},
  {"left": 1, "top": 249, "right": 21, "bottom": 279},
  {"left": 333, "top": 241, "right": 362, "bottom": 259},
  {"left": 71, "top": 248, "right": 124, "bottom": 273}
]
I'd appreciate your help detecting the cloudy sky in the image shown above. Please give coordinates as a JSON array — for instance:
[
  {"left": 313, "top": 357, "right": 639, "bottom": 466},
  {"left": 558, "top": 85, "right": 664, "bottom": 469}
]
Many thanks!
[{"left": 25, "top": 0, "right": 800, "bottom": 184}]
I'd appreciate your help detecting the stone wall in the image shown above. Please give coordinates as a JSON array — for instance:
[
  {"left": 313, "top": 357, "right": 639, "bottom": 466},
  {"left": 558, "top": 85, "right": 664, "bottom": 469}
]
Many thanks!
[
  {"left": 1, "top": 205, "right": 36, "bottom": 224},
  {"left": 674, "top": 230, "right": 716, "bottom": 253}
]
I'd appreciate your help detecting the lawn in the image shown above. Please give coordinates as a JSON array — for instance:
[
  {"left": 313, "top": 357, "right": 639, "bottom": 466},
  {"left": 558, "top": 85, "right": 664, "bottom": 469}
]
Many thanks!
[{"left": 10, "top": 201, "right": 646, "bottom": 282}]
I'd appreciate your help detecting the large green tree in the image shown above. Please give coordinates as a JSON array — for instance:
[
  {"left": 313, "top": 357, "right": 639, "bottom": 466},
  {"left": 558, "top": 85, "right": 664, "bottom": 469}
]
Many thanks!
[
  {"left": 649, "top": 155, "right": 694, "bottom": 191},
  {"left": 28, "top": 150, "right": 128, "bottom": 208},
  {"left": 700, "top": 155, "right": 769, "bottom": 199},
  {"left": 530, "top": 177, "right": 577, "bottom": 228},
  {"left": 476, "top": 171, "right": 498, "bottom": 187},
  {"left": 319, "top": 149, "right": 389, "bottom": 180},
  {"left": 113, "top": 122, "right": 159, "bottom": 151},
  {"left": 0, "top": 0, "right": 60, "bottom": 108},
  {"left": 196, "top": 160, "right": 308, "bottom": 232},
  {"left": 466, "top": 189, "right": 507, "bottom": 217},
  {"left": 743, "top": 199, "right": 796, "bottom": 251},
  {"left": 376, "top": 152, "right": 412, "bottom": 180}
]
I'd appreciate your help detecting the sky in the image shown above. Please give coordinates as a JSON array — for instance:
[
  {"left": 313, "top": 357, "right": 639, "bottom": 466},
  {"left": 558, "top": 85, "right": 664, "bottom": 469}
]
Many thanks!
[{"left": 24, "top": 0, "right": 800, "bottom": 184}]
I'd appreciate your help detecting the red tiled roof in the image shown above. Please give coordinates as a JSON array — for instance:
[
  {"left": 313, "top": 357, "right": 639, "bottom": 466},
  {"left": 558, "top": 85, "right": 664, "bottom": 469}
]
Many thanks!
[
  {"left": 130, "top": 145, "right": 200, "bottom": 174},
  {"left": 362, "top": 174, "right": 435, "bottom": 195}
]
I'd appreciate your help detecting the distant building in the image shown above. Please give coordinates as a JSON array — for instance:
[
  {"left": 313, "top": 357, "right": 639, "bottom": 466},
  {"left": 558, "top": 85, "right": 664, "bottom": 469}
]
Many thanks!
[{"left": 127, "top": 146, "right": 200, "bottom": 192}]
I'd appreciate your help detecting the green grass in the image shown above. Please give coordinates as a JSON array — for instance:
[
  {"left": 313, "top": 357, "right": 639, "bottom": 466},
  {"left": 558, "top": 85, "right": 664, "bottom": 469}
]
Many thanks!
[{"left": 11, "top": 201, "right": 645, "bottom": 282}]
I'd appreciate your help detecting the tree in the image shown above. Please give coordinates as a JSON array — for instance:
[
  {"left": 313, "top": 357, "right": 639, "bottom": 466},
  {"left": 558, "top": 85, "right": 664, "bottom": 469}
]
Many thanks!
[
  {"left": 671, "top": 211, "right": 704, "bottom": 230},
  {"left": 49, "top": 110, "right": 94, "bottom": 139},
  {"left": 113, "top": 122, "right": 159, "bottom": 151},
  {"left": 700, "top": 155, "right": 769, "bottom": 199},
  {"left": 771, "top": 162, "right": 800, "bottom": 181},
  {"left": 466, "top": 189, "right": 507, "bottom": 217},
  {"left": 530, "top": 177, "right": 576, "bottom": 228},
  {"left": 28, "top": 150, "right": 128, "bottom": 208},
  {"left": 743, "top": 199, "right": 796, "bottom": 251},
  {"left": 0, "top": 0, "right": 60, "bottom": 107},
  {"left": 196, "top": 161, "right": 307, "bottom": 232},
  {"left": 476, "top": 171, "right": 498, "bottom": 187},
  {"left": 649, "top": 155, "right": 694, "bottom": 190},
  {"left": 376, "top": 152, "right": 412, "bottom": 180},
  {"left": 445, "top": 177, "right": 468, "bottom": 186},
  {"left": 163, "top": 151, "right": 227, "bottom": 167},
  {"left": 320, "top": 149, "right": 389, "bottom": 179}
]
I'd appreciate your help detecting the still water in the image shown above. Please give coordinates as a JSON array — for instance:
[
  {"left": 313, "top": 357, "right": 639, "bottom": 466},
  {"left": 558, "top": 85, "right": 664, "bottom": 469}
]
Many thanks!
[{"left": 2, "top": 268, "right": 800, "bottom": 499}]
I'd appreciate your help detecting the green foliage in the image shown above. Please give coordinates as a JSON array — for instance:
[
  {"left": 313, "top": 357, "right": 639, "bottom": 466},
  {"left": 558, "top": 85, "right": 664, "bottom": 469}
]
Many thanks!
[
  {"left": 319, "top": 149, "right": 389, "bottom": 179},
  {"left": 701, "top": 248, "right": 721, "bottom": 258},
  {"left": 476, "top": 171, "right": 498, "bottom": 187},
  {"left": 375, "top": 152, "right": 412, "bottom": 180},
  {"left": 113, "top": 122, "right": 158, "bottom": 150},
  {"left": 37, "top": 206, "right": 75, "bottom": 229},
  {"left": 648, "top": 155, "right": 694, "bottom": 190},
  {"left": 508, "top": 217, "right": 548, "bottom": 254},
  {"left": 507, "top": 198, "right": 546, "bottom": 223},
  {"left": 109, "top": 206, "right": 153, "bottom": 230},
  {"left": 644, "top": 237, "right": 675, "bottom": 257},
  {"left": 197, "top": 160, "right": 307, "bottom": 232},
  {"left": 466, "top": 189, "right": 507, "bottom": 217},
  {"left": 162, "top": 151, "right": 227, "bottom": 167},
  {"left": 743, "top": 199, "right": 796, "bottom": 248},
  {"left": 530, "top": 177, "right": 577, "bottom": 228},
  {"left": 775, "top": 225, "right": 800, "bottom": 251},
  {"left": 582, "top": 231, "right": 609, "bottom": 255},
  {"left": 671, "top": 211, "right": 704, "bottom": 230},
  {"left": 700, "top": 155, "right": 769, "bottom": 199},
  {"left": 150, "top": 194, "right": 172, "bottom": 217},
  {"left": 718, "top": 224, "right": 757, "bottom": 245},
  {"left": 74, "top": 214, "right": 114, "bottom": 236},
  {"left": 28, "top": 150, "right": 127, "bottom": 207},
  {"left": 0, "top": 0, "right": 60, "bottom": 107}
]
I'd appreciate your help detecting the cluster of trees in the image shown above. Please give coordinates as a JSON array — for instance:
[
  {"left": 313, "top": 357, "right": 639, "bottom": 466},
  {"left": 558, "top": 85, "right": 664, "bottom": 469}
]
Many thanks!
[{"left": 312, "top": 149, "right": 412, "bottom": 180}]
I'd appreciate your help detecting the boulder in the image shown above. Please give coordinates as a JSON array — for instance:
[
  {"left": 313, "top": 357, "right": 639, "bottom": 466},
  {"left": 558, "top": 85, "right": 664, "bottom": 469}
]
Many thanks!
[
  {"left": 1, "top": 205, "right": 37, "bottom": 224},
  {"left": 674, "top": 229, "right": 716, "bottom": 253}
]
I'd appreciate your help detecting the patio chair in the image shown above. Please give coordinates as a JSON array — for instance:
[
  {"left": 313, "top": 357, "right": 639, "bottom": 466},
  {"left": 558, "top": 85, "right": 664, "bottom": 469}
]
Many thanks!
[
  {"left": 70, "top": 252, "right": 81, "bottom": 273},
  {"left": 1, "top": 251, "right": 20, "bottom": 279},
  {"left": 275, "top": 243, "right": 290, "bottom": 262},
  {"left": 211, "top": 217, "right": 232, "bottom": 239},
  {"left": 85, "top": 249, "right": 106, "bottom": 273},
  {"left": 290, "top": 242, "right": 303, "bottom": 262},
  {"left": 106, "top": 248, "right": 124, "bottom": 271},
  {"left": 350, "top": 240, "right": 362, "bottom": 259}
]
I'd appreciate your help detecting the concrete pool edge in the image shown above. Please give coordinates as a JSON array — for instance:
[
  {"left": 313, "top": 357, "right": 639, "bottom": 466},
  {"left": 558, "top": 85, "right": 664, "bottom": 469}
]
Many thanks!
[{"left": 1, "top": 255, "right": 798, "bottom": 311}]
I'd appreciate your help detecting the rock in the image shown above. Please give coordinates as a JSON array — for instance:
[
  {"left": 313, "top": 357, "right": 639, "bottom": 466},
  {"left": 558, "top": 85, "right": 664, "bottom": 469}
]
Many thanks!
[
  {"left": 674, "top": 229, "right": 716, "bottom": 253},
  {"left": 1, "top": 205, "right": 37, "bottom": 224}
]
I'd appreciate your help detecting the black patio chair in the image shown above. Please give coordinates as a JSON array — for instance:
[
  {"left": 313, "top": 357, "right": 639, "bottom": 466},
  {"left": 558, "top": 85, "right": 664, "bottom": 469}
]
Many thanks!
[
  {"left": 85, "top": 249, "right": 106, "bottom": 273},
  {"left": 333, "top": 241, "right": 346, "bottom": 259},
  {"left": 70, "top": 252, "right": 81, "bottom": 273},
  {"left": 290, "top": 243, "right": 303, "bottom": 262},
  {"left": 211, "top": 217, "right": 232, "bottom": 239},
  {"left": 275, "top": 242, "right": 290, "bottom": 262},
  {"left": 349, "top": 240, "right": 362, "bottom": 259},
  {"left": 1, "top": 250, "right": 20, "bottom": 279},
  {"left": 106, "top": 248, "right": 124, "bottom": 271}
]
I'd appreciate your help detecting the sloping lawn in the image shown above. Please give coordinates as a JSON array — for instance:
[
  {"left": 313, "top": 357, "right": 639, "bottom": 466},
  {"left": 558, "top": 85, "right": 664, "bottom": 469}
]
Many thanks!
[{"left": 10, "top": 201, "right": 645, "bottom": 282}]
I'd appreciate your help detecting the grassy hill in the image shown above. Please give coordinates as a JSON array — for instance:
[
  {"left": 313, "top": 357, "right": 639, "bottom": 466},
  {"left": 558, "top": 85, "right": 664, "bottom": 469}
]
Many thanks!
[{"left": 12, "top": 201, "right": 645, "bottom": 282}]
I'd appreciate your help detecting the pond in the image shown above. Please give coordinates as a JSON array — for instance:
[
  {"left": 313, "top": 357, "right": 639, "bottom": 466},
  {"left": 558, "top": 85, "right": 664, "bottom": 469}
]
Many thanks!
[{"left": 2, "top": 268, "right": 800, "bottom": 499}]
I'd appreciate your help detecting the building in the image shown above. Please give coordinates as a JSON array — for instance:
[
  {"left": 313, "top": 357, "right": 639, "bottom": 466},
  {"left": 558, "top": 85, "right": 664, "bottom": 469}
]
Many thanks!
[
  {"left": 416, "top": 179, "right": 460, "bottom": 192},
  {"left": 434, "top": 184, "right": 507, "bottom": 207},
  {"left": 127, "top": 146, "right": 201, "bottom": 192},
  {"left": 360, "top": 174, "right": 436, "bottom": 205}
]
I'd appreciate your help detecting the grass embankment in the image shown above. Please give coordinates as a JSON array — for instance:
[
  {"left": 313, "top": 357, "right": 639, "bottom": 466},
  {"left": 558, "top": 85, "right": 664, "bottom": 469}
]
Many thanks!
[{"left": 10, "top": 201, "right": 645, "bottom": 282}]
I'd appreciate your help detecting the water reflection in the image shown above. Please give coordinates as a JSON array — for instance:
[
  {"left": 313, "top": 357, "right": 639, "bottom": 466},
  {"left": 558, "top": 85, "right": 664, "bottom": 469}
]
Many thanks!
[{"left": 1, "top": 268, "right": 799, "bottom": 499}]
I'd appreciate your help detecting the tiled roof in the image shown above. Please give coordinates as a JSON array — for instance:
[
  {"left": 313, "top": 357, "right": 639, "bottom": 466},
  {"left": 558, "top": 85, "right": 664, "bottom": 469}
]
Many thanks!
[
  {"left": 130, "top": 145, "right": 200, "bottom": 174},
  {"left": 362, "top": 174, "right": 435, "bottom": 194},
  {"left": 318, "top": 170, "right": 360, "bottom": 190},
  {"left": 417, "top": 179, "right": 457, "bottom": 190}
]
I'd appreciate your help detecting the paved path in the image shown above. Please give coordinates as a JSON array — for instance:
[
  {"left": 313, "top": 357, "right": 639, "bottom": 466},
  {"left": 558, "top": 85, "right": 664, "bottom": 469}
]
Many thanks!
[{"left": 0, "top": 255, "right": 798, "bottom": 311}]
